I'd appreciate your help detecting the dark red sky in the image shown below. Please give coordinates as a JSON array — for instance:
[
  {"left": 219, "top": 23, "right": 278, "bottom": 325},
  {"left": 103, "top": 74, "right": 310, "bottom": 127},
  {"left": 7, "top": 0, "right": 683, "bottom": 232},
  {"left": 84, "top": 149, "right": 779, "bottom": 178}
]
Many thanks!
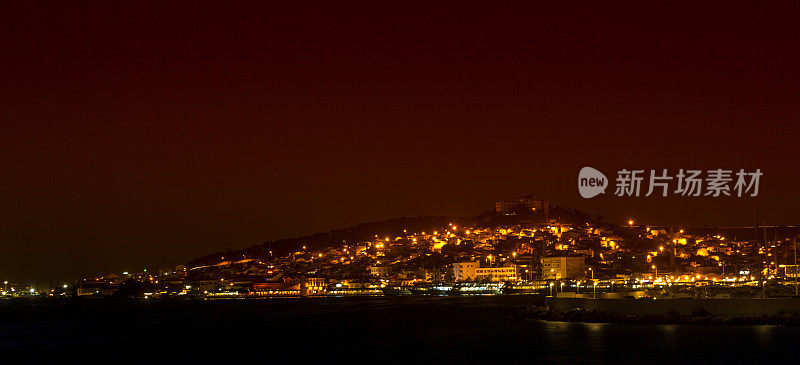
[{"left": 1, "top": 2, "right": 799, "bottom": 281}]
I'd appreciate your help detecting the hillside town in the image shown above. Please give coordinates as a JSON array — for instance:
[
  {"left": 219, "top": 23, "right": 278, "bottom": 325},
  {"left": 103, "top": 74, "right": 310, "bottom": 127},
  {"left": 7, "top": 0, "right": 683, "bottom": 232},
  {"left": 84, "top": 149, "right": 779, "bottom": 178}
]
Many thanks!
[{"left": 6, "top": 197, "right": 800, "bottom": 300}]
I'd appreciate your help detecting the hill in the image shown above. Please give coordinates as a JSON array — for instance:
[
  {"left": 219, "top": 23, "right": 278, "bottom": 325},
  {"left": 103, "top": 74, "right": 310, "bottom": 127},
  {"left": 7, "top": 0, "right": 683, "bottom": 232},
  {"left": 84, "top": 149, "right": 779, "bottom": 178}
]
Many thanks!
[{"left": 187, "top": 216, "right": 472, "bottom": 268}]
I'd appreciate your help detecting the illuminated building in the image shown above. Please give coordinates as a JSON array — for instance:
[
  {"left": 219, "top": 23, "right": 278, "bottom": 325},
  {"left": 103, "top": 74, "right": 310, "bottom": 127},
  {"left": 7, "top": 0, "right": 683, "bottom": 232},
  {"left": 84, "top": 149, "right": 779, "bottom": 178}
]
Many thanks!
[
  {"left": 453, "top": 261, "right": 479, "bottom": 281},
  {"left": 369, "top": 266, "right": 390, "bottom": 278},
  {"left": 542, "top": 255, "right": 585, "bottom": 280},
  {"left": 452, "top": 261, "right": 517, "bottom": 282},
  {"left": 303, "top": 277, "right": 327, "bottom": 295}
]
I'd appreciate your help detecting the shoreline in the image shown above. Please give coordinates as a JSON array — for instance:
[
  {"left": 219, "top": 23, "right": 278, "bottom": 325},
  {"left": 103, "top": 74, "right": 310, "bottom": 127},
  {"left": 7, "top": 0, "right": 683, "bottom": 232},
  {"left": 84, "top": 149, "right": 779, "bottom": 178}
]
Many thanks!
[{"left": 523, "top": 305, "right": 800, "bottom": 326}]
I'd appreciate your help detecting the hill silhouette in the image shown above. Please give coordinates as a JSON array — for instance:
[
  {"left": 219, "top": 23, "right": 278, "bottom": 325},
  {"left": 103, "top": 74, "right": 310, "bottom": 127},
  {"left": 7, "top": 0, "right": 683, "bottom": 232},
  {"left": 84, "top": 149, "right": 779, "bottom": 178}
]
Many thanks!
[
  {"left": 187, "top": 216, "right": 470, "bottom": 268},
  {"left": 186, "top": 205, "right": 595, "bottom": 268}
]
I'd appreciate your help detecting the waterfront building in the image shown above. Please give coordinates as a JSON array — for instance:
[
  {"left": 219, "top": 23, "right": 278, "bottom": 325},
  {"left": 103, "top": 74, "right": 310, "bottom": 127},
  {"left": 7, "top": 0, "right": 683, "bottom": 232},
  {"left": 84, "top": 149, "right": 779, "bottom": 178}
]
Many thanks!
[
  {"left": 453, "top": 261, "right": 479, "bottom": 281},
  {"left": 369, "top": 266, "right": 390, "bottom": 278},
  {"left": 453, "top": 261, "right": 518, "bottom": 282},
  {"left": 542, "top": 255, "right": 585, "bottom": 280},
  {"left": 252, "top": 282, "right": 302, "bottom": 296},
  {"left": 302, "top": 277, "right": 326, "bottom": 295},
  {"left": 476, "top": 265, "right": 517, "bottom": 281}
]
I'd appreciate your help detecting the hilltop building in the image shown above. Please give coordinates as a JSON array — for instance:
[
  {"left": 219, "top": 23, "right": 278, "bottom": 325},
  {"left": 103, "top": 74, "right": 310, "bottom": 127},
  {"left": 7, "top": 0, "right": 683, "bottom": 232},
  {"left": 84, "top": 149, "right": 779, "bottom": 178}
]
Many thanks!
[{"left": 495, "top": 195, "right": 549, "bottom": 216}]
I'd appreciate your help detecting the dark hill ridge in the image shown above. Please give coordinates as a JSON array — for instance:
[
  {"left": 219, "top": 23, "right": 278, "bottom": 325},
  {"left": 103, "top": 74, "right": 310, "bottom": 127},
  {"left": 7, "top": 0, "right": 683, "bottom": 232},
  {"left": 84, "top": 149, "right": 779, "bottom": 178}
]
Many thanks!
[
  {"left": 186, "top": 205, "right": 596, "bottom": 269},
  {"left": 187, "top": 216, "right": 471, "bottom": 268}
]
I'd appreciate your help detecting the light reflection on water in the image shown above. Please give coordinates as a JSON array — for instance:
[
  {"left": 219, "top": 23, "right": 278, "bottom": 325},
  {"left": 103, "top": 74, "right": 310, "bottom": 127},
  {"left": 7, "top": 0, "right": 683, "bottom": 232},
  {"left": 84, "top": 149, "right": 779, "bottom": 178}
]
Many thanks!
[
  {"left": 531, "top": 319, "right": 794, "bottom": 363},
  {"left": 754, "top": 324, "right": 776, "bottom": 347}
]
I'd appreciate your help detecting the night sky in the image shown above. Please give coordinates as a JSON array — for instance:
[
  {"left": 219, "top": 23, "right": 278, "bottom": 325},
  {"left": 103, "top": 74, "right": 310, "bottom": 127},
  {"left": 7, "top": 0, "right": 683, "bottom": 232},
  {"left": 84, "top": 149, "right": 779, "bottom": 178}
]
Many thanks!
[{"left": 2, "top": 2, "right": 799, "bottom": 281}]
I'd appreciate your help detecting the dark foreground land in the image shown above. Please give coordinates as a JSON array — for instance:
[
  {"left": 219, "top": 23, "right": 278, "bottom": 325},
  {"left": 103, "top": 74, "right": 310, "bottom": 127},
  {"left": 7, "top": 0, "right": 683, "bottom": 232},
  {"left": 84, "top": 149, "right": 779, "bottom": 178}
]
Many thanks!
[{"left": 2, "top": 295, "right": 799, "bottom": 363}]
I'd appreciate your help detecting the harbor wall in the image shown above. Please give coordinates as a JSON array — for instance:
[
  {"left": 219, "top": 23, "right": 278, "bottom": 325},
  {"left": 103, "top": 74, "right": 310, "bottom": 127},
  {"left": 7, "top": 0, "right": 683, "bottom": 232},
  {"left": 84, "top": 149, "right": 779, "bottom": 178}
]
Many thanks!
[{"left": 546, "top": 297, "right": 800, "bottom": 317}]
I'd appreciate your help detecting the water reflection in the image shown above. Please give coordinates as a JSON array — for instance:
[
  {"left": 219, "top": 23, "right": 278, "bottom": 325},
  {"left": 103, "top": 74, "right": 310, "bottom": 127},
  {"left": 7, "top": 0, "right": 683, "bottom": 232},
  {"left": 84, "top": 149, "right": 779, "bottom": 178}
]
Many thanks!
[
  {"left": 754, "top": 324, "right": 775, "bottom": 347},
  {"left": 531, "top": 319, "right": 799, "bottom": 362}
]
